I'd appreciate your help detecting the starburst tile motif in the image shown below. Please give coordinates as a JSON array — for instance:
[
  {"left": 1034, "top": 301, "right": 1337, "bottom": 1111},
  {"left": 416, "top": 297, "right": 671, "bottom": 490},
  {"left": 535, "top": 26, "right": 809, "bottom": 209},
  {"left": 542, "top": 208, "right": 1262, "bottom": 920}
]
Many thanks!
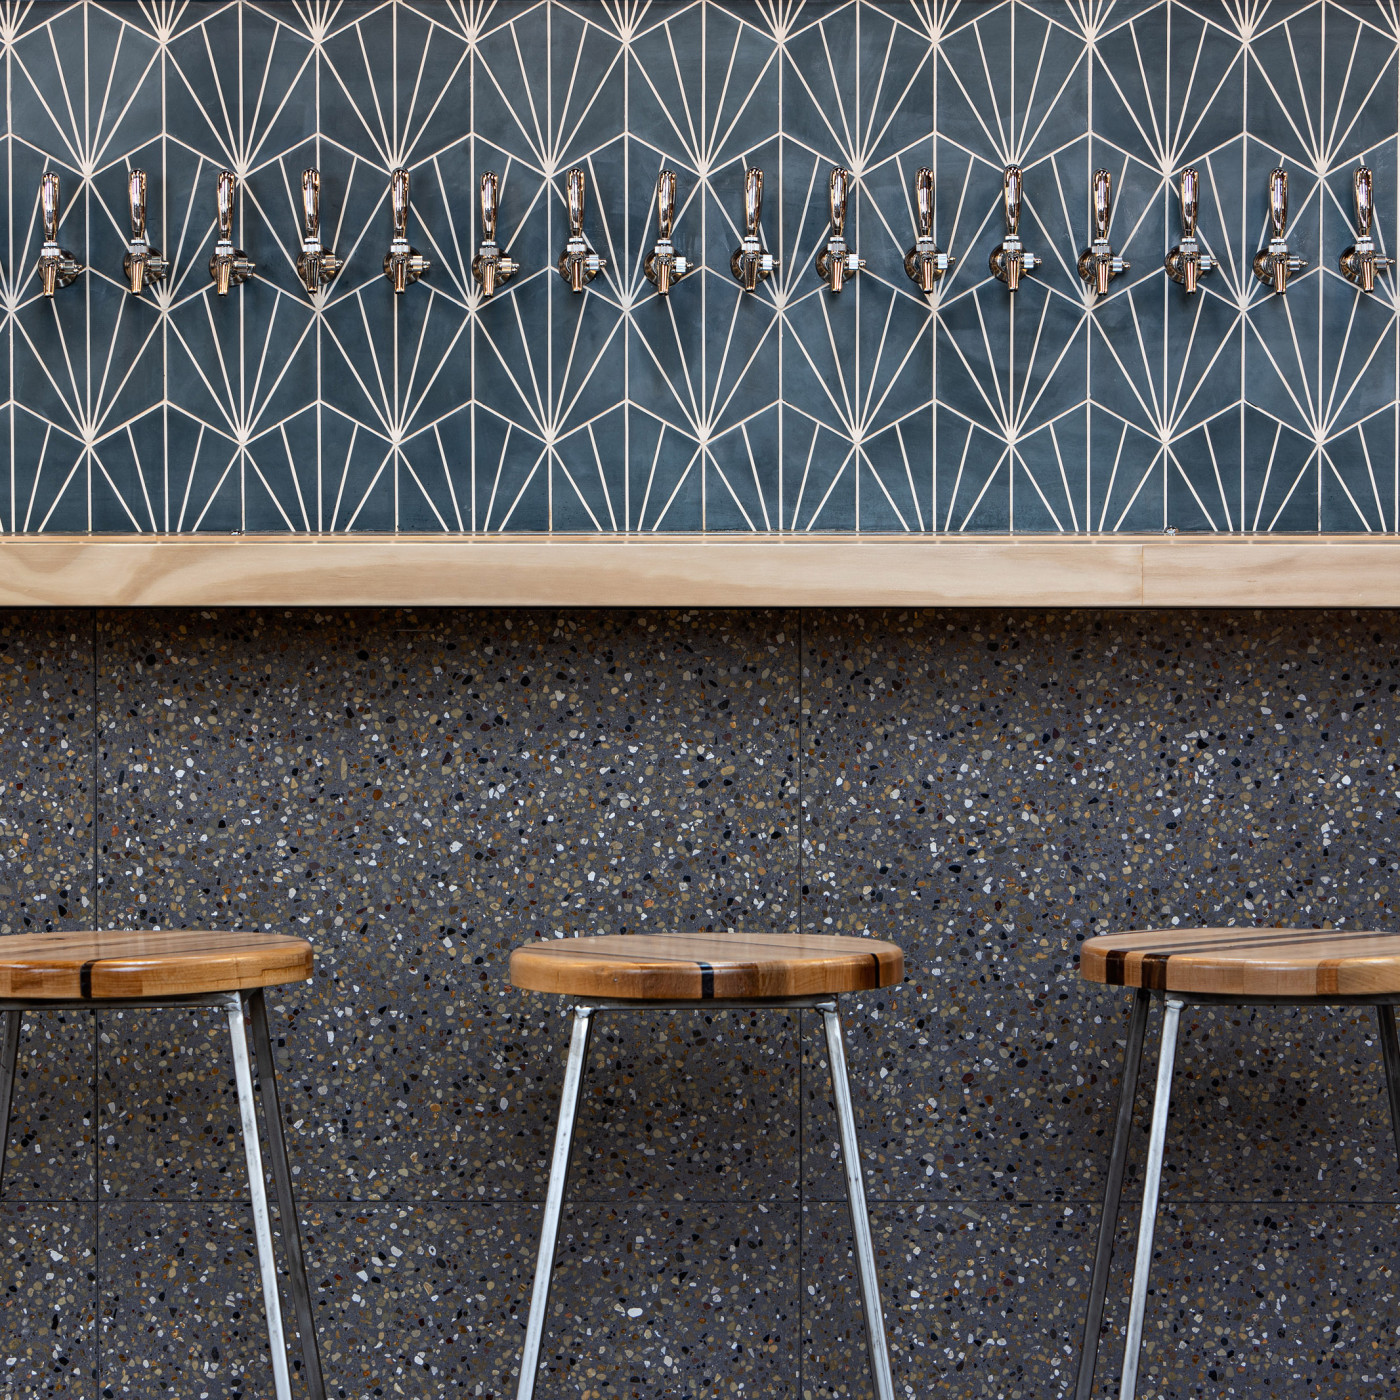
[{"left": 2, "top": 0, "right": 1399, "bottom": 533}]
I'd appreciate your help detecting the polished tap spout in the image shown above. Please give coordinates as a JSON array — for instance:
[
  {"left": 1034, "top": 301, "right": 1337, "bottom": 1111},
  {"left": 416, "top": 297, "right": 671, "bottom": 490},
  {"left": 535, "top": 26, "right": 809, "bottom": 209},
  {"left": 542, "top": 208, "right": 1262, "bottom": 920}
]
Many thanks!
[
  {"left": 1165, "top": 167, "right": 1215, "bottom": 295},
  {"left": 644, "top": 170, "right": 690, "bottom": 296},
  {"left": 815, "top": 166, "right": 864, "bottom": 293},
  {"left": 36, "top": 172, "right": 83, "bottom": 297},
  {"left": 731, "top": 167, "right": 778, "bottom": 292},
  {"left": 1340, "top": 165, "right": 1391, "bottom": 294},
  {"left": 473, "top": 171, "right": 520, "bottom": 298},
  {"left": 1077, "top": 168, "right": 1130, "bottom": 297},
  {"left": 123, "top": 169, "right": 166, "bottom": 296},
  {"left": 383, "top": 168, "right": 430, "bottom": 293},
  {"left": 557, "top": 167, "right": 605, "bottom": 293},
  {"left": 208, "top": 170, "right": 254, "bottom": 296},
  {"left": 904, "top": 166, "right": 954, "bottom": 292},
  {"left": 1252, "top": 167, "right": 1307, "bottom": 295},
  {"left": 296, "top": 168, "right": 341, "bottom": 296},
  {"left": 989, "top": 165, "right": 1039, "bottom": 292}
]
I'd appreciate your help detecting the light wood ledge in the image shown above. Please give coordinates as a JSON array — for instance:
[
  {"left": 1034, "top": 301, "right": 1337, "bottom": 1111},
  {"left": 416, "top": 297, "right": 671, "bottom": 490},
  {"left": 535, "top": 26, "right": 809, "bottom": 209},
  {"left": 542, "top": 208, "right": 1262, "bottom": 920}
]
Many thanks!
[{"left": 0, "top": 533, "right": 1397, "bottom": 607}]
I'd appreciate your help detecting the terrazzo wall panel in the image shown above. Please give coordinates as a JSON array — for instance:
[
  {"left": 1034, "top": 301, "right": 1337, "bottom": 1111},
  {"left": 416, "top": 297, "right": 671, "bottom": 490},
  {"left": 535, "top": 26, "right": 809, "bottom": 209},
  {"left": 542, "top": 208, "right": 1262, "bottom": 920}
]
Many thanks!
[
  {"left": 3, "top": 605, "right": 1400, "bottom": 1395},
  {"left": 4, "top": 0, "right": 1400, "bottom": 535}
]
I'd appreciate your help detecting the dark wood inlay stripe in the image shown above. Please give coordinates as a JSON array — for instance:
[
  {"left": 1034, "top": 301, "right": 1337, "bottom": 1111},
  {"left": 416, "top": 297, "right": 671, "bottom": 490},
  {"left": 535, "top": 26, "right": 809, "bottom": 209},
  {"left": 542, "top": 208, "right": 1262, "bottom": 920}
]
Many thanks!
[{"left": 698, "top": 962, "right": 715, "bottom": 999}]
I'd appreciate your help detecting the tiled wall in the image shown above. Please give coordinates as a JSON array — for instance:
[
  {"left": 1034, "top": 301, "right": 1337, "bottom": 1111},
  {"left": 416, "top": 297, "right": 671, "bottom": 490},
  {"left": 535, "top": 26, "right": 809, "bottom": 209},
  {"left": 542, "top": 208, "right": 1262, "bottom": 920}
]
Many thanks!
[
  {"left": 3, "top": 0, "right": 1400, "bottom": 533},
  {"left": 3, "top": 605, "right": 1400, "bottom": 1396}
]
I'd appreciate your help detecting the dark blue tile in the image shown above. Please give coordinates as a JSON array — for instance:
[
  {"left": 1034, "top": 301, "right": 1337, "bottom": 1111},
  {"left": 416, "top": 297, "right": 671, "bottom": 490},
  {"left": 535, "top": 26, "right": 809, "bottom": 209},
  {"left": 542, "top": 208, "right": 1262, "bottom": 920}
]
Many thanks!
[
  {"left": 627, "top": 413, "right": 704, "bottom": 532},
  {"left": 1245, "top": 405, "right": 1318, "bottom": 531},
  {"left": 165, "top": 407, "right": 241, "bottom": 532},
  {"left": 1089, "top": 405, "right": 1159, "bottom": 532},
  {"left": 1322, "top": 411, "right": 1398, "bottom": 530},
  {"left": 707, "top": 401, "right": 778, "bottom": 529}
]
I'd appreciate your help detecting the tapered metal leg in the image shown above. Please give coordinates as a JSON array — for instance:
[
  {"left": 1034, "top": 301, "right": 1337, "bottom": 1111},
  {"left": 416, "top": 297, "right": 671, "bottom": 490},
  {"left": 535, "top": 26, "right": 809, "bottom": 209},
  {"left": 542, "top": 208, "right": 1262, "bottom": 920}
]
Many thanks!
[
  {"left": 1075, "top": 988, "right": 1151, "bottom": 1400},
  {"left": 227, "top": 994, "right": 293, "bottom": 1400},
  {"left": 0, "top": 1011, "right": 21, "bottom": 1197},
  {"left": 517, "top": 1005, "right": 594, "bottom": 1400},
  {"left": 822, "top": 1003, "right": 895, "bottom": 1400},
  {"left": 1376, "top": 1006, "right": 1400, "bottom": 1172},
  {"left": 249, "top": 989, "right": 326, "bottom": 1400},
  {"left": 1119, "top": 996, "right": 1182, "bottom": 1400}
]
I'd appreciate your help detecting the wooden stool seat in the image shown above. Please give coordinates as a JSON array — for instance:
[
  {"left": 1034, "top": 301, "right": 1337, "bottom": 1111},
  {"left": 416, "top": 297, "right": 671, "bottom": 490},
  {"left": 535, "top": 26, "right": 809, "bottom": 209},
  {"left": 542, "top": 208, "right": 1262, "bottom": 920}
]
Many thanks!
[
  {"left": 1079, "top": 925, "right": 1400, "bottom": 998},
  {"left": 0, "top": 930, "right": 313, "bottom": 1001},
  {"left": 509, "top": 931, "right": 904, "bottom": 1001}
]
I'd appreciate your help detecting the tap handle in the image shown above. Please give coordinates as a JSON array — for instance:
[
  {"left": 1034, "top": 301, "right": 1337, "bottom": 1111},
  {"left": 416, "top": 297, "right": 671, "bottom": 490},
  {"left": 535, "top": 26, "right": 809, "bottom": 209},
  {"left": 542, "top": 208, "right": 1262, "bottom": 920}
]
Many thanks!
[
  {"left": 128, "top": 169, "right": 147, "bottom": 239},
  {"left": 41, "top": 171, "right": 60, "bottom": 243},
  {"left": 567, "top": 167, "right": 586, "bottom": 236},
  {"left": 1092, "top": 168, "right": 1113, "bottom": 240},
  {"left": 744, "top": 167, "right": 763, "bottom": 235},
  {"left": 1354, "top": 165, "right": 1374, "bottom": 238},
  {"left": 1179, "top": 167, "right": 1199, "bottom": 239},
  {"left": 302, "top": 168, "right": 321, "bottom": 239},
  {"left": 656, "top": 169, "right": 675, "bottom": 241},
  {"left": 1003, "top": 165, "right": 1023, "bottom": 235},
  {"left": 216, "top": 169, "right": 236, "bottom": 239},
  {"left": 391, "top": 168, "right": 410, "bottom": 238},
  {"left": 1268, "top": 167, "right": 1288, "bottom": 239},
  {"left": 480, "top": 171, "right": 499, "bottom": 240},
  {"left": 829, "top": 166, "right": 849, "bottom": 236},
  {"left": 915, "top": 167, "right": 933, "bottom": 236}
]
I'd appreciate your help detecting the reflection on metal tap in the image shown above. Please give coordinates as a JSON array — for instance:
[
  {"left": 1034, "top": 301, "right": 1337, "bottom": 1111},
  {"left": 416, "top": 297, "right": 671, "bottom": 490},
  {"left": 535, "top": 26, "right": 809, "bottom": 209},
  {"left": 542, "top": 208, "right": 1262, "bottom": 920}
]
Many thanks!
[
  {"left": 1164, "top": 167, "right": 1214, "bottom": 295},
  {"left": 1252, "top": 167, "right": 1307, "bottom": 295},
  {"left": 383, "top": 168, "right": 429, "bottom": 293},
  {"left": 472, "top": 172, "right": 520, "bottom": 298},
  {"left": 208, "top": 170, "right": 254, "bottom": 296},
  {"left": 295, "top": 169, "right": 340, "bottom": 296},
  {"left": 643, "top": 170, "right": 689, "bottom": 295},
  {"left": 731, "top": 167, "right": 778, "bottom": 292},
  {"left": 1339, "top": 166, "right": 1390, "bottom": 294},
  {"left": 557, "top": 168, "right": 605, "bottom": 292},
  {"left": 988, "top": 165, "right": 1039, "bottom": 292},
  {"left": 1077, "top": 169, "right": 1129, "bottom": 296},
  {"left": 814, "top": 166, "right": 863, "bottom": 292},
  {"left": 122, "top": 169, "right": 166, "bottom": 296},
  {"left": 904, "top": 167, "right": 953, "bottom": 292},
  {"left": 35, "top": 172, "right": 83, "bottom": 297}
]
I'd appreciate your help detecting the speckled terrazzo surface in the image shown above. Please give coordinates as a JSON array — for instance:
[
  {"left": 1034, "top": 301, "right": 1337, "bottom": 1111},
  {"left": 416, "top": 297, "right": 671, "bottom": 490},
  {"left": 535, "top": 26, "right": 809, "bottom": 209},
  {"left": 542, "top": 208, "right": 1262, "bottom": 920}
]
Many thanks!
[{"left": 3, "top": 608, "right": 1400, "bottom": 1397}]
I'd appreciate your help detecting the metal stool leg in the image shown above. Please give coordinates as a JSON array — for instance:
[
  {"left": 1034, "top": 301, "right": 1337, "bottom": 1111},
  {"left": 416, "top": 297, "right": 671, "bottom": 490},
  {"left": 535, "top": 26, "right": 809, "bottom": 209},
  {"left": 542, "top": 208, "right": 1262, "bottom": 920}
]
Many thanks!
[
  {"left": 1375, "top": 1006, "right": 1400, "bottom": 1171},
  {"left": 248, "top": 989, "right": 326, "bottom": 1400},
  {"left": 1119, "top": 996, "right": 1182, "bottom": 1400},
  {"left": 517, "top": 1005, "right": 595, "bottom": 1400},
  {"left": 0, "top": 1010, "right": 21, "bottom": 1196},
  {"left": 822, "top": 1002, "right": 895, "bottom": 1400},
  {"left": 226, "top": 992, "right": 294, "bottom": 1400},
  {"left": 1075, "top": 987, "right": 1151, "bottom": 1400}
]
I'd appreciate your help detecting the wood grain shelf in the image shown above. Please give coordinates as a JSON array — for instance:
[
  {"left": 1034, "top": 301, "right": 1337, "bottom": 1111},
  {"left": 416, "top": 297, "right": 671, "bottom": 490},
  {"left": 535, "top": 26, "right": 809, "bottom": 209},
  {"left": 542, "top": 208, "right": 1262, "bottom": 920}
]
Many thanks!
[{"left": 0, "top": 533, "right": 1398, "bottom": 608}]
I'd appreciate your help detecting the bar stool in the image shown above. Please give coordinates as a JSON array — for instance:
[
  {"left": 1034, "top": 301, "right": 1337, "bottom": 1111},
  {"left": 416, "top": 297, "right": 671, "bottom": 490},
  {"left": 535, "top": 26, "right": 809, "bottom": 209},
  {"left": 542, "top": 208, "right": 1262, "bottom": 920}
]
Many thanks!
[
  {"left": 1074, "top": 926, "right": 1400, "bottom": 1400},
  {"left": 509, "top": 930, "right": 904, "bottom": 1400},
  {"left": 0, "top": 930, "right": 325, "bottom": 1400}
]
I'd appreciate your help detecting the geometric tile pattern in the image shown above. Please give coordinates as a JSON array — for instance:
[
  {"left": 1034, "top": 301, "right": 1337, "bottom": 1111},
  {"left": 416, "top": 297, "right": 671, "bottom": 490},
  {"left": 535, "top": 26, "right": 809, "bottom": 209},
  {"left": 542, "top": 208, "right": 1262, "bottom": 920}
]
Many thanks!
[{"left": 1, "top": 0, "right": 1397, "bottom": 533}]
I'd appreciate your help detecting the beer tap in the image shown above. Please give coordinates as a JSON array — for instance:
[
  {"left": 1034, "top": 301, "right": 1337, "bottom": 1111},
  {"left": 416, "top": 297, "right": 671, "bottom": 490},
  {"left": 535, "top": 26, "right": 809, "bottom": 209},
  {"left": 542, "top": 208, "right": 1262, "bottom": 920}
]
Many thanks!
[
  {"left": 472, "top": 171, "right": 519, "bottom": 298},
  {"left": 1339, "top": 165, "right": 1390, "bottom": 294},
  {"left": 1164, "top": 167, "right": 1214, "bottom": 295},
  {"left": 904, "top": 166, "right": 954, "bottom": 292},
  {"left": 731, "top": 167, "right": 778, "bottom": 292},
  {"left": 35, "top": 173, "right": 83, "bottom": 297},
  {"left": 643, "top": 170, "right": 689, "bottom": 295},
  {"left": 814, "top": 166, "right": 863, "bottom": 292},
  {"left": 383, "top": 168, "right": 430, "bottom": 293},
  {"left": 122, "top": 169, "right": 167, "bottom": 296},
  {"left": 208, "top": 169, "right": 253, "bottom": 296},
  {"left": 295, "top": 168, "right": 340, "bottom": 296},
  {"left": 989, "top": 165, "right": 1039, "bottom": 292},
  {"left": 1077, "top": 168, "right": 1129, "bottom": 296},
  {"left": 557, "top": 167, "right": 605, "bottom": 292},
  {"left": 1252, "top": 167, "right": 1307, "bottom": 295}
]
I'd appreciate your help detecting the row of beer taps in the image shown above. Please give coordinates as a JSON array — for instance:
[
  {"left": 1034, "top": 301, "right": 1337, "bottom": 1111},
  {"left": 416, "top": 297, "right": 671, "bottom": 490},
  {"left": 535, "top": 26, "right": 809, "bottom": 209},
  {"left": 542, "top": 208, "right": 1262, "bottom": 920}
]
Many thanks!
[{"left": 33, "top": 158, "right": 1391, "bottom": 302}]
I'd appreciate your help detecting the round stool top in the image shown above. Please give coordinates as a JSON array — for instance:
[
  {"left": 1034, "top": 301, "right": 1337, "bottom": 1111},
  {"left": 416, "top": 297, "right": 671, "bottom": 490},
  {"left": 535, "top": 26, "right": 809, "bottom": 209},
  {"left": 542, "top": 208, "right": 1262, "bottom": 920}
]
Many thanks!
[
  {"left": 510, "top": 932, "right": 904, "bottom": 1001},
  {"left": 0, "top": 930, "right": 314, "bottom": 1001},
  {"left": 1081, "top": 926, "right": 1400, "bottom": 998}
]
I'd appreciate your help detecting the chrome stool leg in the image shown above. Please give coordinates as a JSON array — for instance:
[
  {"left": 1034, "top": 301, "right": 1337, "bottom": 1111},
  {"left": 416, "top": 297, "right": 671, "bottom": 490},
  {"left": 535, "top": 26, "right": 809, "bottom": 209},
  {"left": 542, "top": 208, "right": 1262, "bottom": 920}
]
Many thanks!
[
  {"left": 1075, "top": 987, "right": 1151, "bottom": 1400},
  {"left": 1119, "top": 995, "right": 1182, "bottom": 1400},
  {"left": 0, "top": 1010, "right": 21, "bottom": 1195},
  {"left": 1376, "top": 1005, "right": 1400, "bottom": 1170},
  {"left": 249, "top": 989, "right": 327, "bottom": 1400},
  {"left": 517, "top": 1005, "right": 595, "bottom": 1400},
  {"left": 227, "top": 992, "right": 294, "bottom": 1400},
  {"left": 822, "top": 1001, "right": 895, "bottom": 1400}
]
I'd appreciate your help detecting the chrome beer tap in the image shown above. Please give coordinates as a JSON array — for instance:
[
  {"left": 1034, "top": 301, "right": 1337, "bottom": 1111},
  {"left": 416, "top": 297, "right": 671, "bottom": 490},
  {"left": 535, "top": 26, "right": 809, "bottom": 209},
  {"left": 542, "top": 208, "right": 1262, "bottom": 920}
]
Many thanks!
[
  {"left": 814, "top": 166, "right": 863, "bottom": 292},
  {"left": 1164, "top": 167, "right": 1214, "bottom": 295},
  {"left": 1339, "top": 165, "right": 1390, "bottom": 294},
  {"left": 208, "top": 170, "right": 253, "bottom": 296},
  {"left": 122, "top": 169, "right": 166, "bottom": 296},
  {"left": 557, "top": 167, "right": 605, "bottom": 292},
  {"left": 1253, "top": 167, "right": 1307, "bottom": 295},
  {"left": 904, "top": 166, "right": 954, "bottom": 292},
  {"left": 731, "top": 167, "right": 778, "bottom": 292},
  {"left": 472, "top": 171, "right": 519, "bottom": 298},
  {"left": 295, "top": 168, "right": 340, "bottom": 296},
  {"left": 1078, "top": 168, "right": 1130, "bottom": 296},
  {"left": 988, "top": 165, "right": 1039, "bottom": 292},
  {"left": 35, "top": 172, "right": 83, "bottom": 297},
  {"left": 643, "top": 170, "right": 689, "bottom": 295},
  {"left": 383, "top": 168, "right": 429, "bottom": 293}
]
